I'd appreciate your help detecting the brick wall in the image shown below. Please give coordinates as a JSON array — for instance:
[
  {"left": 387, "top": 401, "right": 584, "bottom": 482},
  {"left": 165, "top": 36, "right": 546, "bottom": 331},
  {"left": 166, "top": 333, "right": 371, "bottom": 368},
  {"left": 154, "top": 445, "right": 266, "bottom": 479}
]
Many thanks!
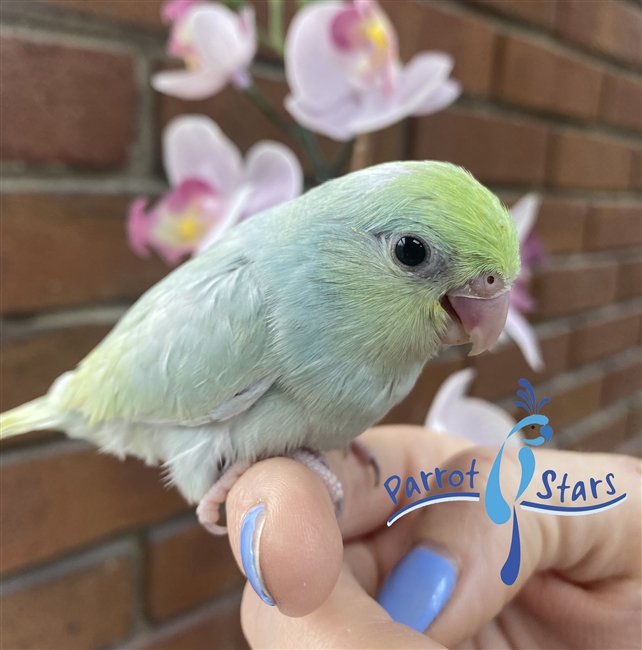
[{"left": 1, "top": 1, "right": 640, "bottom": 648}]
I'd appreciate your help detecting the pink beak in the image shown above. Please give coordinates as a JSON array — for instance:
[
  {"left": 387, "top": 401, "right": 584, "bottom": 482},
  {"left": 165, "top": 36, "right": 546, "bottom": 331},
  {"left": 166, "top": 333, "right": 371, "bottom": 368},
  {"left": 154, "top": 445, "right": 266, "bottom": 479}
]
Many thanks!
[{"left": 440, "top": 273, "right": 511, "bottom": 356}]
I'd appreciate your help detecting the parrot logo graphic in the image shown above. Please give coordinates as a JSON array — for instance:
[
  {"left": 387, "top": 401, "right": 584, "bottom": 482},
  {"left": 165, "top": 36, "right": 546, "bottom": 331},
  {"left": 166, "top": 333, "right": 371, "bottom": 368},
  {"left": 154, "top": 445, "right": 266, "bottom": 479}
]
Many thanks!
[{"left": 484, "top": 378, "right": 553, "bottom": 586}]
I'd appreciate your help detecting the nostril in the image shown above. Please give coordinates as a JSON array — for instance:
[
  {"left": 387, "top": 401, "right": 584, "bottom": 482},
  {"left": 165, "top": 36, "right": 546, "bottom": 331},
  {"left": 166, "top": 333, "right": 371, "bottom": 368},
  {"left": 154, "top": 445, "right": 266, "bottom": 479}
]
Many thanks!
[{"left": 487, "top": 275, "right": 495, "bottom": 285}]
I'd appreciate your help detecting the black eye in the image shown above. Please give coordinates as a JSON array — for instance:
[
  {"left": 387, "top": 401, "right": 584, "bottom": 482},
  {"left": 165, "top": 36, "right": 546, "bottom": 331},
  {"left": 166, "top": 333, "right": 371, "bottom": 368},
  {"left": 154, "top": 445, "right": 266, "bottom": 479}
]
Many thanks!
[{"left": 395, "top": 237, "right": 426, "bottom": 266}]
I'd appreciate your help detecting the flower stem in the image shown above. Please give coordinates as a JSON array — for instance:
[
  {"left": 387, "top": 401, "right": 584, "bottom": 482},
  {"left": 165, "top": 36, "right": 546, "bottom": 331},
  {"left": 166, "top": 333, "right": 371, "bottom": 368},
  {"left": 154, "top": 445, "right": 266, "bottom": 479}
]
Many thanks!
[
  {"left": 242, "top": 84, "right": 330, "bottom": 184},
  {"left": 330, "top": 139, "right": 356, "bottom": 176},
  {"left": 268, "top": 0, "right": 285, "bottom": 57}
]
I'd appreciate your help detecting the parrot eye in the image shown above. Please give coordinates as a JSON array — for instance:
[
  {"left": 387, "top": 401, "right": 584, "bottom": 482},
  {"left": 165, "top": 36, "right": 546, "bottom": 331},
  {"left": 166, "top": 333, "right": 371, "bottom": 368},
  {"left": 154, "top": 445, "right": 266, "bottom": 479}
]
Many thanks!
[{"left": 395, "top": 236, "right": 427, "bottom": 267}]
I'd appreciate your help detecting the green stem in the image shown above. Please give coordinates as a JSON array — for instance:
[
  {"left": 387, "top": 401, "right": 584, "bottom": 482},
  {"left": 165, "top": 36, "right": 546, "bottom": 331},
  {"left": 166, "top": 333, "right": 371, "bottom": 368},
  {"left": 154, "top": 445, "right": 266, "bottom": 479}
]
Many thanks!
[
  {"left": 243, "top": 84, "right": 298, "bottom": 139},
  {"left": 268, "top": 0, "right": 285, "bottom": 57},
  {"left": 300, "top": 129, "right": 330, "bottom": 183},
  {"left": 330, "top": 139, "right": 356, "bottom": 177},
  {"left": 242, "top": 84, "right": 330, "bottom": 183}
]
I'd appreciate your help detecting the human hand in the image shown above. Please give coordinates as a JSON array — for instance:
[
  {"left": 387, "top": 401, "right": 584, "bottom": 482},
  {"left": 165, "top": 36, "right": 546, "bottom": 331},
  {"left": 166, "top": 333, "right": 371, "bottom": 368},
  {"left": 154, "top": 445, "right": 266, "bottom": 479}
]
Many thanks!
[{"left": 225, "top": 426, "right": 641, "bottom": 649}]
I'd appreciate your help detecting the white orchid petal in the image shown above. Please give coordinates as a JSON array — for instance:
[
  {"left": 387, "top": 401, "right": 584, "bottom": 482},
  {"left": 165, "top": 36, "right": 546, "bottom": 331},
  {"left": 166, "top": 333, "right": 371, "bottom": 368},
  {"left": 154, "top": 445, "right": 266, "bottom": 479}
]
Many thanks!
[
  {"left": 425, "top": 368, "right": 475, "bottom": 431},
  {"left": 163, "top": 115, "right": 243, "bottom": 194},
  {"left": 238, "top": 5, "right": 258, "bottom": 62},
  {"left": 414, "top": 78, "right": 462, "bottom": 115},
  {"left": 285, "top": 1, "right": 354, "bottom": 111},
  {"left": 152, "top": 68, "right": 227, "bottom": 101},
  {"left": 347, "top": 53, "right": 458, "bottom": 135},
  {"left": 426, "top": 368, "right": 519, "bottom": 447},
  {"left": 504, "top": 308, "right": 545, "bottom": 372},
  {"left": 195, "top": 184, "right": 253, "bottom": 254},
  {"left": 510, "top": 193, "right": 541, "bottom": 242},
  {"left": 440, "top": 398, "right": 520, "bottom": 447},
  {"left": 189, "top": 5, "right": 256, "bottom": 75},
  {"left": 243, "top": 142, "right": 304, "bottom": 216},
  {"left": 285, "top": 94, "right": 360, "bottom": 141}
]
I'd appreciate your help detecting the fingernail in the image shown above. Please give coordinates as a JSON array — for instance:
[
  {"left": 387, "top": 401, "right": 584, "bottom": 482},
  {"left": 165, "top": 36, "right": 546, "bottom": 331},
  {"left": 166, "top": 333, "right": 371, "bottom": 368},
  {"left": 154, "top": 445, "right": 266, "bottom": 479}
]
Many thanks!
[
  {"left": 240, "top": 504, "right": 275, "bottom": 606},
  {"left": 376, "top": 546, "right": 456, "bottom": 632}
]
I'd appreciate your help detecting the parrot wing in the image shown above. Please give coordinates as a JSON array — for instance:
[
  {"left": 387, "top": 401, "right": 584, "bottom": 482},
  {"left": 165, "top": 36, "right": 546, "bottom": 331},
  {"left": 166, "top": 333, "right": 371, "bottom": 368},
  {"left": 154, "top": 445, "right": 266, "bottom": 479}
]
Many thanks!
[{"left": 59, "top": 241, "right": 275, "bottom": 426}]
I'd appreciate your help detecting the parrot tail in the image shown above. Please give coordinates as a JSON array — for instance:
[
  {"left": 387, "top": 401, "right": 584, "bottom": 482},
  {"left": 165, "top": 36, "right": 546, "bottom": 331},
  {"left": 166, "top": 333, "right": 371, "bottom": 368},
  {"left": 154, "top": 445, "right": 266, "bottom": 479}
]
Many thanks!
[{"left": 0, "top": 397, "right": 63, "bottom": 439}]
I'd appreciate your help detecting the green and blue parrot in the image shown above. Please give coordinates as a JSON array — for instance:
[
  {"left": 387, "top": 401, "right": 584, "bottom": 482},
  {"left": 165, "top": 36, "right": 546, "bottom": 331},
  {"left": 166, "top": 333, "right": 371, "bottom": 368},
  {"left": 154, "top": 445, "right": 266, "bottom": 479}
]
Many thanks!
[{"left": 0, "top": 161, "right": 520, "bottom": 533}]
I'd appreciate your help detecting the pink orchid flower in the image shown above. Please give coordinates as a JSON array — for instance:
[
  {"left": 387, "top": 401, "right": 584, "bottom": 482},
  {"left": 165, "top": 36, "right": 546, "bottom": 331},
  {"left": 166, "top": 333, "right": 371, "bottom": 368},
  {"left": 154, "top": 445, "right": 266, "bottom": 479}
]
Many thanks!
[
  {"left": 499, "top": 194, "right": 547, "bottom": 371},
  {"left": 425, "top": 368, "right": 520, "bottom": 447},
  {"left": 128, "top": 115, "right": 303, "bottom": 266},
  {"left": 284, "top": 0, "right": 461, "bottom": 141},
  {"left": 152, "top": 1, "right": 257, "bottom": 100}
]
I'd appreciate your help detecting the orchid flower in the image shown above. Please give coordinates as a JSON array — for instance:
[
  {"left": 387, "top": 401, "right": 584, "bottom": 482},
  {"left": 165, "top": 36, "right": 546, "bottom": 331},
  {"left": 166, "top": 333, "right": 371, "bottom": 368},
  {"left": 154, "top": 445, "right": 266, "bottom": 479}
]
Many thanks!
[
  {"left": 425, "top": 368, "right": 520, "bottom": 448},
  {"left": 128, "top": 116, "right": 303, "bottom": 265},
  {"left": 152, "top": 1, "right": 257, "bottom": 100},
  {"left": 498, "top": 194, "right": 547, "bottom": 371},
  {"left": 284, "top": 0, "right": 461, "bottom": 141}
]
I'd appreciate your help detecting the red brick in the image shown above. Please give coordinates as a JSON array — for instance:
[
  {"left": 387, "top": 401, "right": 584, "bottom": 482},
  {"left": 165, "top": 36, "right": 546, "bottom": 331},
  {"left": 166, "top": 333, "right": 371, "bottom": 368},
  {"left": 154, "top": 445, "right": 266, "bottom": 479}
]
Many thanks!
[
  {"left": 1, "top": 194, "right": 170, "bottom": 314},
  {"left": 0, "top": 554, "right": 133, "bottom": 649},
  {"left": 145, "top": 520, "right": 244, "bottom": 621},
  {"left": 469, "top": 0, "right": 557, "bottom": 29},
  {"left": 382, "top": 356, "right": 466, "bottom": 426},
  {"left": 1, "top": 325, "right": 112, "bottom": 451},
  {"left": 1, "top": 37, "right": 136, "bottom": 168},
  {"left": 470, "top": 329, "right": 570, "bottom": 401},
  {"left": 556, "top": 0, "right": 642, "bottom": 67},
  {"left": 600, "top": 73, "right": 642, "bottom": 132},
  {"left": 534, "top": 198, "right": 587, "bottom": 253},
  {"left": 631, "top": 147, "right": 642, "bottom": 190},
  {"left": 533, "top": 261, "right": 619, "bottom": 318},
  {"left": 128, "top": 597, "right": 247, "bottom": 650},
  {"left": 568, "top": 412, "right": 628, "bottom": 452},
  {"left": 37, "top": 0, "right": 165, "bottom": 27},
  {"left": 602, "top": 354, "right": 642, "bottom": 405},
  {"left": 412, "top": 107, "right": 550, "bottom": 185},
  {"left": 626, "top": 402, "right": 642, "bottom": 439},
  {"left": 568, "top": 312, "right": 641, "bottom": 366},
  {"left": 616, "top": 259, "right": 642, "bottom": 301},
  {"left": 383, "top": 0, "right": 496, "bottom": 96},
  {"left": 547, "top": 130, "right": 634, "bottom": 190},
  {"left": 539, "top": 372, "right": 604, "bottom": 430},
  {"left": 0, "top": 447, "right": 188, "bottom": 574},
  {"left": 583, "top": 202, "right": 642, "bottom": 250},
  {"left": 496, "top": 35, "right": 604, "bottom": 121}
]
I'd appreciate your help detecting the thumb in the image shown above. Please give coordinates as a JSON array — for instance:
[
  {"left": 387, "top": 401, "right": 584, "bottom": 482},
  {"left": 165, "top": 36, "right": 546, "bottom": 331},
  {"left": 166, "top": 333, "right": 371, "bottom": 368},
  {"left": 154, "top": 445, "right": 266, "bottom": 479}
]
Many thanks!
[
  {"left": 241, "top": 563, "right": 446, "bottom": 649},
  {"left": 378, "top": 447, "right": 641, "bottom": 649}
]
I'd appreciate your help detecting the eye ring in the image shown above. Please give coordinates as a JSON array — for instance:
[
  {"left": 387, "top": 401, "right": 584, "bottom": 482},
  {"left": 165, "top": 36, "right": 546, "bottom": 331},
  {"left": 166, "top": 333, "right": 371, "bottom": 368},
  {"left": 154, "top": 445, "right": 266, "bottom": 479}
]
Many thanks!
[{"left": 395, "top": 236, "right": 428, "bottom": 267}]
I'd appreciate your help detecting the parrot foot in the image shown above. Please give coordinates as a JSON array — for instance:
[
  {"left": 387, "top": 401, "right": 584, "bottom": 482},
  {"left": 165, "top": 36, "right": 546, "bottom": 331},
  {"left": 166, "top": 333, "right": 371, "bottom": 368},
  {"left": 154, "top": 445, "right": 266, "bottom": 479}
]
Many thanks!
[
  {"left": 288, "top": 448, "right": 344, "bottom": 520},
  {"left": 197, "top": 461, "right": 250, "bottom": 536},
  {"left": 348, "top": 439, "right": 381, "bottom": 487},
  {"left": 196, "top": 449, "right": 345, "bottom": 537}
]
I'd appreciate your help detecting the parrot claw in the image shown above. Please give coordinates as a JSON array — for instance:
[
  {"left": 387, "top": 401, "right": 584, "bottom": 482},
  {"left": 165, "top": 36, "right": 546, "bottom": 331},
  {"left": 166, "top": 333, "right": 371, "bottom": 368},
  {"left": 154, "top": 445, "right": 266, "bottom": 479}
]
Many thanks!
[
  {"left": 196, "top": 461, "right": 250, "bottom": 535},
  {"left": 349, "top": 439, "right": 381, "bottom": 487}
]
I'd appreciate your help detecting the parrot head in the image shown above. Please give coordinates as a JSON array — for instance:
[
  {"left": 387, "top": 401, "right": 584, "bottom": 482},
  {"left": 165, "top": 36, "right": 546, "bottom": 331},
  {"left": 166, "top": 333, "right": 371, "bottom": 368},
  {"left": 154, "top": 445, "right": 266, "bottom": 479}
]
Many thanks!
[{"left": 298, "top": 161, "right": 521, "bottom": 361}]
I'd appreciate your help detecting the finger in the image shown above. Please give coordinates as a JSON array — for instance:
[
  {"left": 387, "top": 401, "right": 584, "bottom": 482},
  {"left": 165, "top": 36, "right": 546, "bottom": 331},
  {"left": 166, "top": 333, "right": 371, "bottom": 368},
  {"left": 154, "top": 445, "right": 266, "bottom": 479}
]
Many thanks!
[
  {"left": 375, "top": 447, "right": 641, "bottom": 648},
  {"left": 329, "top": 426, "right": 473, "bottom": 539},
  {"left": 225, "top": 426, "right": 471, "bottom": 617},
  {"left": 241, "top": 563, "right": 444, "bottom": 649}
]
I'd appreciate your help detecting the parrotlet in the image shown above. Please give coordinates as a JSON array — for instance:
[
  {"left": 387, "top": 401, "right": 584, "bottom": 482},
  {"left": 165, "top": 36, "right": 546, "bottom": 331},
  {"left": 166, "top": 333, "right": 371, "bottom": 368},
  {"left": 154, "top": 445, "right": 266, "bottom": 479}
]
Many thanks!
[{"left": 1, "top": 161, "right": 519, "bottom": 533}]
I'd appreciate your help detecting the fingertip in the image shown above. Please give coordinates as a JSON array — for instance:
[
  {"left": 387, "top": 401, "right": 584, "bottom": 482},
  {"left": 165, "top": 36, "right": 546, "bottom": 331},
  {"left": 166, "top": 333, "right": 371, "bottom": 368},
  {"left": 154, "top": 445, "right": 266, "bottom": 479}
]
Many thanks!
[{"left": 227, "top": 457, "right": 343, "bottom": 617}]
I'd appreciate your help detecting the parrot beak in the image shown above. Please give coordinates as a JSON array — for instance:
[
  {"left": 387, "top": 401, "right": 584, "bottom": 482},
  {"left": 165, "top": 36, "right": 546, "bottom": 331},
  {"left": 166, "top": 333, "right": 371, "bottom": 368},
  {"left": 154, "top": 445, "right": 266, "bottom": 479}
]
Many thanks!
[{"left": 439, "top": 273, "right": 511, "bottom": 356}]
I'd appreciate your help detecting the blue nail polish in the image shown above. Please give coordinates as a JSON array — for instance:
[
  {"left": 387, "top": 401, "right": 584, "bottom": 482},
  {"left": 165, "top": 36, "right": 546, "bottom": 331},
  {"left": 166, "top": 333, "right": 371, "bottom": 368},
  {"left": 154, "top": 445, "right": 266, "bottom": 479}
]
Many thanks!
[
  {"left": 376, "top": 546, "right": 456, "bottom": 632},
  {"left": 240, "top": 504, "right": 275, "bottom": 606}
]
